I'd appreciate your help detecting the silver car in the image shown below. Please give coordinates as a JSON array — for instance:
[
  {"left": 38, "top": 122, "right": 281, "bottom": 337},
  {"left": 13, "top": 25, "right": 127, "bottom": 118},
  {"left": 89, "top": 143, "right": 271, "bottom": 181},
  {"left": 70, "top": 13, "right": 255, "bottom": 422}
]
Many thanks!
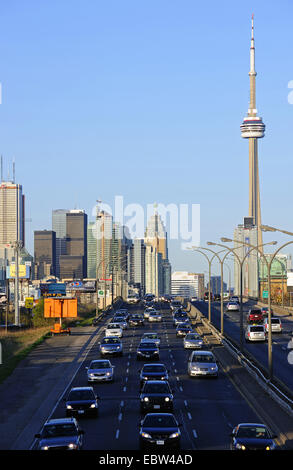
[
  {"left": 112, "top": 317, "right": 128, "bottom": 330},
  {"left": 141, "top": 333, "right": 161, "bottom": 347},
  {"left": 105, "top": 323, "right": 123, "bottom": 338},
  {"left": 264, "top": 317, "right": 282, "bottom": 334},
  {"left": 100, "top": 336, "right": 123, "bottom": 356},
  {"left": 86, "top": 359, "right": 115, "bottom": 383},
  {"left": 245, "top": 325, "right": 267, "bottom": 342},
  {"left": 148, "top": 312, "right": 162, "bottom": 322},
  {"left": 184, "top": 333, "right": 204, "bottom": 349},
  {"left": 188, "top": 351, "right": 218, "bottom": 378}
]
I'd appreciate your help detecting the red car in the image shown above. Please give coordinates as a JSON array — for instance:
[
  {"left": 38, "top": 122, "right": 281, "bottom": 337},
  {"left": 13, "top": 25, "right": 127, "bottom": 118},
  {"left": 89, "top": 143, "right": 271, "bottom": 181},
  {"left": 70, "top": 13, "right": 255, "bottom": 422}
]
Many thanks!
[{"left": 247, "top": 309, "right": 263, "bottom": 324}]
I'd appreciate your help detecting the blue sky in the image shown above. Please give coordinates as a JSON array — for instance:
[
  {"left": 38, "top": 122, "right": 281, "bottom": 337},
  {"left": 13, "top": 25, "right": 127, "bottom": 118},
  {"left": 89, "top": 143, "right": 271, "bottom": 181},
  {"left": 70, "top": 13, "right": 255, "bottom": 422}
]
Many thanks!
[{"left": 0, "top": 0, "right": 292, "bottom": 281}]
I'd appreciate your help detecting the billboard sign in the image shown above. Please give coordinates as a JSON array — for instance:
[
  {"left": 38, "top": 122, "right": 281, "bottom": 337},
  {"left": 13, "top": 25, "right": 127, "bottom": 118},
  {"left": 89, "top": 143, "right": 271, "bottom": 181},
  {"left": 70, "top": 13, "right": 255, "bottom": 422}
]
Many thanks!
[
  {"left": 44, "top": 298, "right": 78, "bottom": 318},
  {"left": 6, "top": 264, "right": 30, "bottom": 279}
]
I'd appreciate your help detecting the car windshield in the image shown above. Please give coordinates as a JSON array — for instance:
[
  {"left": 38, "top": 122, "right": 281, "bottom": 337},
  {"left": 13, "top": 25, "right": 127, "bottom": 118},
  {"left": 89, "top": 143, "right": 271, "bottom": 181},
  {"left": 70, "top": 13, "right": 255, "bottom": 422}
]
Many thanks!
[
  {"left": 143, "top": 334, "right": 158, "bottom": 339},
  {"left": 42, "top": 423, "right": 78, "bottom": 438},
  {"left": 143, "top": 415, "right": 177, "bottom": 427},
  {"left": 67, "top": 390, "right": 95, "bottom": 401},
  {"left": 143, "top": 383, "right": 170, "bottom": 393},
  {"left": 250, "top": 310, "right": 261, "bottom": 315},
  {"left": 191, "top": 354, "right": 215, "bottom": 363},
  {"left": 139, "top": 343, "right": 157, "bottom": 349},
  {"left": 102, "top": 338, "right": 120, "bottom": 344},
  {"left": 236, "top": 426, "right": 269, "bottom": 439},
  {"left": 90, "top": 361, "right": 110, "bottom": 369},
  {"left": 143, "top": 365, "right": 165, "bottom": 373},
  {"left": 250, "top": 326, "right": 264, "bottom": 332},
  {"left": 186, "top": 334, "right": 200, "bottom": 340},
  {"left": 108, "top": 324, "right": 120, "bottom": 329},
  {"left": 271, "top": 318, "right": 280, "bottom": 324}
]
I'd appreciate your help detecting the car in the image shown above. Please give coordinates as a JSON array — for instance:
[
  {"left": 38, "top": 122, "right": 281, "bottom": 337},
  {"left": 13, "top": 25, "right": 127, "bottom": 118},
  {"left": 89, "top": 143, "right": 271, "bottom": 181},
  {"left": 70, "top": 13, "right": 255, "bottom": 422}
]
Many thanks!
[
  {"left": 144, "top": 308, "right": 155, "bottom": 319},
  {"left": 176, "top": 324, "right": 193, "bottom": 337},
  {"left": 86, "top": 359, "right": 115, "bottom": 383},
  {"left": 173, "top": 313, "right": 189, "bottom": 325},
  {"left": 260, "top": 306, "right": 273, "bottom": 317},
  {"left": 264, "top": 317, "right": 282, "bottom": 334},
  {"left": 247, "top": 308, "right": 263, "bottom": 324},
  {"left": 129, "top": 314, "right": 144, "bottom": 327},
  {"left": 99, "top": 336, "right": 123, "bottom": 356},
  {"left": 112, "top": 317, "right": 128, "bottom": 330},
  {"left": 141, "top": 333, "right": 160, "bottom": 348},
  {"left": 230, "top": 423, "right": 277, "bottom": 450},
  {"left": 184, "top": 332, "right": 205, "bottom": 349},
  {"left": 214, "top": 294, "right": 221, "bottom": 301},
  {"left": 190, "top": 296, "right": 198, "bottom": 302},
  {"left": 188, "top": 350, "right": 218, "bottom": 378},
  {"left": 140, "top": 380, "right": 174, "bottom": 413},
  {"left": 230, "top": 296, "right": 239, "bottom": 303},
  {"left": 115, "top": 309, "right": 129, "bottom": 320},
  {"left": 139, "top": 413, "right": 181, "bottom": 450},
  {"left": 148, "top": 311, "right": 162, "bottom": 322},
  {"left": 104, "top": 323, "right": 123, "bottom": 338},
  {"left": 226, "top": 301, "right": 240, "bottom": 312},
  {"left": 137, "top": 342, "right": 160, "bottom": 361},
  {"left": 170, "top": 301, "right": 182, "bottom": 311},
  {"left": 65, "top": 387, "right": 99, "bottom": 418},
  {"left": 139, "top": 363, "right": 169, "bottom": 386},
  {"left": 245, "top": 324, "right": 267, "bottom": 342},
  {"left": 35, "top": 417, "right": 84, "bottom": 450}
]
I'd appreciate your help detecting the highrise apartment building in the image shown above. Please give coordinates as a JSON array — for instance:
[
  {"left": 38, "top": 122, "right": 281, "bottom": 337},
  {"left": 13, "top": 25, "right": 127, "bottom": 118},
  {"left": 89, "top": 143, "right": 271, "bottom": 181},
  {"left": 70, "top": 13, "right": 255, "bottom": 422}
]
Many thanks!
[
  {"left": 0, "top": 181, "right": 25, "bottom": 248},
  {"left": 171, "top": 272, "right": 204, "bottom": 299}
]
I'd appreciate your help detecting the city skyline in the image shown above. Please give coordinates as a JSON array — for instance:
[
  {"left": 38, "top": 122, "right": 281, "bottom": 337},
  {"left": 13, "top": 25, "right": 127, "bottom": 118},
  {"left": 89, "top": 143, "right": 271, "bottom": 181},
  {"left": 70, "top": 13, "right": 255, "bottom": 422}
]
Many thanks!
[{"left": 0, "top": 1, "right": 292, "bottom": 277}]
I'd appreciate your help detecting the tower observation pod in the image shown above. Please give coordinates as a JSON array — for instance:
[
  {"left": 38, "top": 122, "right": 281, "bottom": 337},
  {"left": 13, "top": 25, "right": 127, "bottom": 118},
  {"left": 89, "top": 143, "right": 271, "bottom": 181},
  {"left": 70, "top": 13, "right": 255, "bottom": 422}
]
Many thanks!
[{"left": 240, "top": 14, "right": 265, "bottom": 251}]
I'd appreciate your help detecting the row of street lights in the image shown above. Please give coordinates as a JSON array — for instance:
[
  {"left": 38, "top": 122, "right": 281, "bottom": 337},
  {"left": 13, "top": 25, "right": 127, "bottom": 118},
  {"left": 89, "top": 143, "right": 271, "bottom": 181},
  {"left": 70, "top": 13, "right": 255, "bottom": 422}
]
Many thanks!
[{"left": 189, "top": 225, "right": 293, "bottom": 382}]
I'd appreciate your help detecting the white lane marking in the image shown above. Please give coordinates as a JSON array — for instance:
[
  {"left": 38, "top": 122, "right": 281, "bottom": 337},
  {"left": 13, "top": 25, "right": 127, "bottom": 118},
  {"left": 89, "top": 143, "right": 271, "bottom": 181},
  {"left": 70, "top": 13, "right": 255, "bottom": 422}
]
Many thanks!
[
  {"left": 116, "top": 429, "right": 120, "bottom": 439},
  {"left": 193, "top": 429, "right": 198, "bottom": 438},
  {"left": 120, "top": 401, "right": 124, "bottom": 407},
  {"left": 187, "top": 412, "right": 192, "bottom": 420},
  {"left": 123, "top": 386, "right": 127, "bottom": 392},
  {"left": 184, "top": 400, "right": 188, "bottom": 407},
  {"left": 179, "top": 386, "right": 183, "bottom": 392},
  {"left": 118, "top": 413, "right": 123, "bottom": 421}
]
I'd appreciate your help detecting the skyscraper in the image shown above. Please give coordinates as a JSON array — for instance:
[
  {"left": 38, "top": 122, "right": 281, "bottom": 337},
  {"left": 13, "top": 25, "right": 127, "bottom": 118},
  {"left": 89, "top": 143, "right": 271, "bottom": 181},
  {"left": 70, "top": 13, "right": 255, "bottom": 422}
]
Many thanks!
[
  {"left": 144, "top": 209, "right": 168, "bottom": 261},
  {"left": 59, "top": 210, "right": 88, "bottom": 279},
  {"left": 0, "top": 181, "right": 25, "bottom": 248},
  {"left": 52, "top": 209, "right": 68, "bottom": 278},
  {"left": 34, "top": 230, "right": 56, "bottom": 279},
  {"left": 240, "top": 15, "right": 265, "bottom": 250}
]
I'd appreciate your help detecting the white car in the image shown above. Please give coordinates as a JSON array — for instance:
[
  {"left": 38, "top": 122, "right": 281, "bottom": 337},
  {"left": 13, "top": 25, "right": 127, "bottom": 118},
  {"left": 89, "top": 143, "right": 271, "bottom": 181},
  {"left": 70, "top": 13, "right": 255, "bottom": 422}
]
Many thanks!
[
  {"left": 264, "top": 317, "right": 282, "bottom": 334},
  {"left": 148, "top": 311, "right": 162, "bottom": 322},
  {"left": 144, "top": 308, "right": 156, "bottom": 319},
  {"left": 188, "top": 350, "right": 218, "bottom": 378},
  {"left": 86, "top": 359, "right": 115, "bottom": 383},
  {"left": 141, "top": 333, "right": 161, "bottom": 347},
  {"left": 245, "top": 325, "right": 266, "bottom": 342},
  {"left": 184, "top": 333, "right": 204, "bottom": 349},
  {"left": 226, "top": 302, "right": 239, "bottom": 312},
  {"left": 105, "top": 323, "right": 123, "bottom": 338}
]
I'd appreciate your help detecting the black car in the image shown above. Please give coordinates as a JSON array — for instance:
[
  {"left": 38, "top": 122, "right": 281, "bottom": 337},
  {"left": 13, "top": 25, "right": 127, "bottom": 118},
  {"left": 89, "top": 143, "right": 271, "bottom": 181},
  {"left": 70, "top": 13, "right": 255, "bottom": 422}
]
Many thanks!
[
  {"left": 137, "top": 342, "right": 160, "bottom": 361},
  {"left": 129, "top": 314, "right": 144, "bottom": 327},
  {"left": 65, "top": 387, "right": 100, "bottom": 418},
  {"left": 230, "top": 423, "right": 277, "bottom": 450},
  {"left": 176, "top": 324, "right": 193, "bottom": 337},
  {"left": 139, "top": 413, "right": 181, "bottom": 450},
  {"left": 140, "top": 364, "right": 169, "bottom": 387},
  {"left": 140, "top": 380, "right": 174, "bottom": 413},
  {"left": 35, "top": 417, "right": 84, "bottom": 450}
]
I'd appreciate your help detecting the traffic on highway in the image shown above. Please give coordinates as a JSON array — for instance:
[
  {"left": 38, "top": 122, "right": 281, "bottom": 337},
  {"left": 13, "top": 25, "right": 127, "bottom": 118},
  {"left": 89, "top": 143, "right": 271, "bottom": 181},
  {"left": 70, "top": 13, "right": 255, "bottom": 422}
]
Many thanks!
[{"left": 30, "top": 297, "right": 286, "bottom": 452}]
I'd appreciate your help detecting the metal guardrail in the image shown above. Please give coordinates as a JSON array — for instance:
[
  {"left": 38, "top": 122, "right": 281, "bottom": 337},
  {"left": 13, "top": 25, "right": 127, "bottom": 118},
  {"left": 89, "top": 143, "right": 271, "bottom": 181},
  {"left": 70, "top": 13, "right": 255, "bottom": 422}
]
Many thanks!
[{"left": 188, "top": 302, "right": 293, "bottom": 417}]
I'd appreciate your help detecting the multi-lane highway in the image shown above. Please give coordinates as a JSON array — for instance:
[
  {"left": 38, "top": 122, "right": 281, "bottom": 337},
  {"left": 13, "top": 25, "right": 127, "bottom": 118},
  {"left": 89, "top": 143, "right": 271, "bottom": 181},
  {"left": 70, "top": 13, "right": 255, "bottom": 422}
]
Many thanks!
[
  {"left": 26, "top": 301, "right": 290, "bottom": 451},
  {"left": 194, "top": 299, "right": 293, "bottom": 391}
]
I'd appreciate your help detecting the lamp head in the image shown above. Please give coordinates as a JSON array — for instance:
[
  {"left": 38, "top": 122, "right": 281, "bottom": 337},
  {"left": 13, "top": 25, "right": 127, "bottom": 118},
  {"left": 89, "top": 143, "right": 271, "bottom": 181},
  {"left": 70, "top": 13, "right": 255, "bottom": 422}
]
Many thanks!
[{"left": 221, "top": 237, "right": 232, "bottom": 243}]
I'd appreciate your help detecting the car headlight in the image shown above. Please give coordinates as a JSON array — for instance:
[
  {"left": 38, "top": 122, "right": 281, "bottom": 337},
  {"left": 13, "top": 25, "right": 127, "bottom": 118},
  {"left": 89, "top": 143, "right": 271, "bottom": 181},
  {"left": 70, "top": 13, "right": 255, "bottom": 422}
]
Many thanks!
[
  {"left": 141, "top": 432, "right": 152, "bottom": 439},
  {"left": 143, "top": 397, "right": 149, "bottom": 402},
  {"left": 165, "top": 397, "right": 170, "bottom": 402},
  {"left": 210, "top": 366, "right": 217, "bottom": 371},
  {"left": 191, "top": 367, "right": 199, "bottom": 371},
  {"left": 236, "top": 443, "right": 246, "bottom": 450},
  {"left": 106, "top": 372, "right": 111, "bottom": 376},
  {"left": 66, "top": 405, "right": 73, "bottom": 409},
  {"left": 169, "top": 432, "right": 180, "bottom": 439},
  {"left": 68, "top": 443, "right": 78, "bottom": 449},
  {"left": 41, "top": 446, "right": 49, "bottom": 450},
  {"left": 116, "top": 346, "right": 120, "bottom": 350},
  {"left": 90, "top": 403, "right": 97, "bottom": 408}
]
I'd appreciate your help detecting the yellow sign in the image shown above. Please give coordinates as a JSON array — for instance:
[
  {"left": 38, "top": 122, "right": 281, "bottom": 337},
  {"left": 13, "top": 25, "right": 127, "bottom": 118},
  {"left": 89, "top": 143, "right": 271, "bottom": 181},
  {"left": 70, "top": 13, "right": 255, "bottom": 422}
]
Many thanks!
[
  {"left": 9, "top": 265, "right": 28, "bottom": 278},
  {"left": 25, "top": 297, "right": 34, "bottom": 308}
]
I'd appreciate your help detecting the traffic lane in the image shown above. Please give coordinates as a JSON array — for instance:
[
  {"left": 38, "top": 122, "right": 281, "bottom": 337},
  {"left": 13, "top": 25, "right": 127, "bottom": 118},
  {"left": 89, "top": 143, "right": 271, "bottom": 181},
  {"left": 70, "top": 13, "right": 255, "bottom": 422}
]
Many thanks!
[{"left": 165, "top": 314, "right": 264, "bottom": 450}]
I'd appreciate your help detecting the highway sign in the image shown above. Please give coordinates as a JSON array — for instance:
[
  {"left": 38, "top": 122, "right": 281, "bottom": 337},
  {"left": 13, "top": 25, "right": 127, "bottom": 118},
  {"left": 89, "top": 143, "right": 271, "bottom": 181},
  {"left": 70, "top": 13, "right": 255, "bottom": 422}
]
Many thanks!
[{"left": 262, "top": 290, "right": 268, "bottom": 299}]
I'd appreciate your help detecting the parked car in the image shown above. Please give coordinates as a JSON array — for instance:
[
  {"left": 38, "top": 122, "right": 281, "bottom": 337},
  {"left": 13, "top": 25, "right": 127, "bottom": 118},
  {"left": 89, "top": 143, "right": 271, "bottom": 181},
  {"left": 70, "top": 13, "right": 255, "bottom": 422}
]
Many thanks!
[
  {"left": 187, "top": 350, "right": 218, "bottom": 378},
  {"left": 65, "top": 387, "right": 99, "bottom": 418},
  {"left": 247, "top": 309, "right": 263, "bottom": 324},
  {"left": 139, "top": 413, "right": 181, "bottom": 450},
  {"left": 86, "top": 359, "right": 115, "bottom": 383},
  {"left": 245, "top": 324, "right": 266, "bottom": 342},
  {"left": 35, "top": 417, "right": 84, "bottom": 450},
  {"left": 264, "top": 317, "right": 282, "bottom": 334},
  {"left": 230, "top": 423, "right": 277, "bottom": 450}
]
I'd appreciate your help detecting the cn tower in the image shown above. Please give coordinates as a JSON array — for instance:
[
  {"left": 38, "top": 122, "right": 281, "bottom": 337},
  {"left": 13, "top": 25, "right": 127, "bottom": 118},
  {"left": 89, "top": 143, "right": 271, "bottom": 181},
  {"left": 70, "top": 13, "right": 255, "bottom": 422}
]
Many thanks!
[{"left": 240, "top": 15, "right": 265, "bottom": 251}]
